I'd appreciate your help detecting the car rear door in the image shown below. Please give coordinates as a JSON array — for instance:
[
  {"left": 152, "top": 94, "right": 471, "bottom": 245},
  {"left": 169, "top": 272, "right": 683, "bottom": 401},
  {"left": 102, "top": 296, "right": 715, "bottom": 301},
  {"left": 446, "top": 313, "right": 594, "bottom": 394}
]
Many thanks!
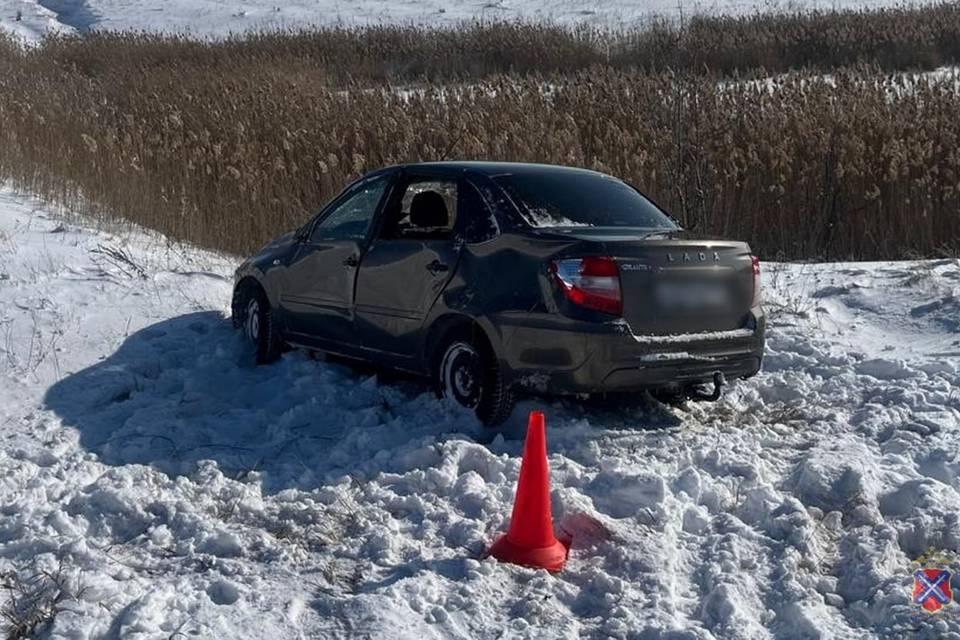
[
  {"left": 281, "top": 173, "right": 391, "bottom": 350},
  {"left": 354, "top": 172, "right": 465, "bottom": 360}
]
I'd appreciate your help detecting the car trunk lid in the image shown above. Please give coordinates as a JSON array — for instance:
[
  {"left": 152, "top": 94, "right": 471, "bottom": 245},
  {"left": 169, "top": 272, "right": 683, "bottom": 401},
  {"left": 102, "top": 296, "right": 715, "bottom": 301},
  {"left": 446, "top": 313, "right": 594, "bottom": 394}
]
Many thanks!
[{"left": 542, "top": 228, "right": 755, "bottom": 336}]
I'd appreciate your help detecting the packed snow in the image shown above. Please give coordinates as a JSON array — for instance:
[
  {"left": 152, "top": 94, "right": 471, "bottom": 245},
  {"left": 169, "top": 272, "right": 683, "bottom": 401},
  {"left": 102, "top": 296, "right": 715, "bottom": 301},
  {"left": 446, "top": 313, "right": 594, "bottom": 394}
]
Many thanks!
[
  {"left": 0, "top": 0, "right": 945, "bottom": 42},
  {"left": 0, "top": 185, "right": 959, "bottom": 638}
]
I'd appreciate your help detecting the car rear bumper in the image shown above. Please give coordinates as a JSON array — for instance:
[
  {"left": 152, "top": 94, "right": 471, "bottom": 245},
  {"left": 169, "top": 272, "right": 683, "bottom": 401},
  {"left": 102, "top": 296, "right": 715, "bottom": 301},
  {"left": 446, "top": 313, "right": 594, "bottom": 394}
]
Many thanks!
[{"left": 496, "top": 308, "right": 765, "bottom": 394}]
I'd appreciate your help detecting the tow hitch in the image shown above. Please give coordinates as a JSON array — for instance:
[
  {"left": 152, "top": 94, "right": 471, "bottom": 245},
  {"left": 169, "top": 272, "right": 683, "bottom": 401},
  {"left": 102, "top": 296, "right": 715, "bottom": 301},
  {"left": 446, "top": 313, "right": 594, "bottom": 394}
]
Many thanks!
[{"left": 687, "top": 372, "right": 726, "bottom": 402}]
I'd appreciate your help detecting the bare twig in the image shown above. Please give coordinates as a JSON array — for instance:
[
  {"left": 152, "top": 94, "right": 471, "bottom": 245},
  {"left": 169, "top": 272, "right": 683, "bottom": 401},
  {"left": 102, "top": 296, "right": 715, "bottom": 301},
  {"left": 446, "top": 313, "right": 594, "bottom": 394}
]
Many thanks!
[{"left": 90, "top": 244, "right": 147, "bottom": 279}]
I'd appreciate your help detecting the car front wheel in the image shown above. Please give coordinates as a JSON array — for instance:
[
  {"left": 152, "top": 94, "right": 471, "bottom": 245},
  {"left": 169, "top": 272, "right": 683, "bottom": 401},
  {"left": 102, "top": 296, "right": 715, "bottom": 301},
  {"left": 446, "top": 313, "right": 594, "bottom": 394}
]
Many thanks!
[
  {"left": 237, "top": 285, "right": 282, "bottom": 364},
  {"left": 437, "top": 335, "right": 514, "bottom": 426}
]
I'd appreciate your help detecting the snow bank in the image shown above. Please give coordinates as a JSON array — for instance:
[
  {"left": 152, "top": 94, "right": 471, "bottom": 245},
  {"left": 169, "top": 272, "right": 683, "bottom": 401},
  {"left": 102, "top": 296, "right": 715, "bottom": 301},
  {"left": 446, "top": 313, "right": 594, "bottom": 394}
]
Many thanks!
[
  {"left": 0, "top": 0, "right": 946, "bottom": 42},
  {"left": 0, "top": 187, "right": 959, "bottom": 638}
]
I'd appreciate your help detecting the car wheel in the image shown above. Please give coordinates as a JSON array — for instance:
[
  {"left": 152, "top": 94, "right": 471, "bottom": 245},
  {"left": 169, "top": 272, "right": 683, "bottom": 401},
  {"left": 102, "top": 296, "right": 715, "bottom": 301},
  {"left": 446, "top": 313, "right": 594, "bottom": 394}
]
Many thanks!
[
  {"left": 239, "top": 285, "right": 282, "bottom": 364},
  {"left": 437, "top": 335, "right": 514, "bottom": 426}
]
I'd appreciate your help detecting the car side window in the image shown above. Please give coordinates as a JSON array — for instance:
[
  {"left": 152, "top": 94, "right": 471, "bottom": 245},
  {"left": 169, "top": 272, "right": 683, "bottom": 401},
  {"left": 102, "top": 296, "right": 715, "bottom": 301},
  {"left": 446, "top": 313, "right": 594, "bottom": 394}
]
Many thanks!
[
  {"left": 459, "top": 179, "right": 500, "bottom": 244},
  {"left": 310, "top": 175, "right": 389, "bottom": 243},
  {"left": 380, "top": 178, "right": 457, "bottom": 240}
]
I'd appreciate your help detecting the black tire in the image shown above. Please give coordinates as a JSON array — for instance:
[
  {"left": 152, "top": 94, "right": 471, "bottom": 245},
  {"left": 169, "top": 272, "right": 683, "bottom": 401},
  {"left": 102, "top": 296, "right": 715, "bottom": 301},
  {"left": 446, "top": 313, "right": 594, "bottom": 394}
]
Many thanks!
[
  {"left": 435, "top": 331, "right": 515, "bottom": 426},
  {"left": 236, "top": 284, "right": 282, "bottom": 364}
]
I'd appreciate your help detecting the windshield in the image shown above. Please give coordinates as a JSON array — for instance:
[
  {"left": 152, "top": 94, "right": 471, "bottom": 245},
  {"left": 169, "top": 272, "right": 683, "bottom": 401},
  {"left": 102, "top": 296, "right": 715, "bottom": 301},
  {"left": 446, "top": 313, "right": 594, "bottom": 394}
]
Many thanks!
[{"left": 493, "top": 171, "right": 679, "bottom": 230}]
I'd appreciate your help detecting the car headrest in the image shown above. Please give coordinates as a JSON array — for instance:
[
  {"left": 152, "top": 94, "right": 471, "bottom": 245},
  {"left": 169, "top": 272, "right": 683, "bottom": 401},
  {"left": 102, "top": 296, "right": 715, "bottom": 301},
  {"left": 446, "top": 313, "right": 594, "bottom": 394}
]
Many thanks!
[{"left": 409, "top": 191, "right": 449, "bottom": 229}]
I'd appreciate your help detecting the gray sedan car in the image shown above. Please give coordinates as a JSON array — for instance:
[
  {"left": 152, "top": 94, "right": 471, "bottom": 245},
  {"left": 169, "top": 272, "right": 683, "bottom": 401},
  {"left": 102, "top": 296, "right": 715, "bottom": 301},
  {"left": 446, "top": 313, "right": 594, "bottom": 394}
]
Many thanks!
[{"left": 233, "top": 162, "right": 765, "bottom": 424}]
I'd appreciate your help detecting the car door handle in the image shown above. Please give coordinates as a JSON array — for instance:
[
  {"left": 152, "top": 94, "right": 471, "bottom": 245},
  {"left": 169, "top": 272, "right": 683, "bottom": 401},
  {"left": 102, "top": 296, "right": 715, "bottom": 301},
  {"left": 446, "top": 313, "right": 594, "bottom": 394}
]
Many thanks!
[
  {"left": 343, "top": 255, "right": 360, "bottom": 267},
  {"left": 426, "top": 260, "right": 449, "bottom": 275}
]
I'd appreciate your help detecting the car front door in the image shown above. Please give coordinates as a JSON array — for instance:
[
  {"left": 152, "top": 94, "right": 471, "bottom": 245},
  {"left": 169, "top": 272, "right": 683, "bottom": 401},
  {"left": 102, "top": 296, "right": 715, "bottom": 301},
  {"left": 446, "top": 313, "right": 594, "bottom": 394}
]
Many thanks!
[
  {"left": 282, "top": 174, "right": 391, "bottom": 350},
  {"left": 354, "top": 173, "right": 465, "bottom": 361}
]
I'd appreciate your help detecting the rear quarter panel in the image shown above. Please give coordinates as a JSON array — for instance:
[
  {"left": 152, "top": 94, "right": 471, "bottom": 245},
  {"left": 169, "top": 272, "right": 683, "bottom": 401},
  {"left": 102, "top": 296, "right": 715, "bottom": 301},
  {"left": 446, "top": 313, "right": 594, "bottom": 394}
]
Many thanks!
[{"left": 422, "top": 231, "right": 580, "bottom": 366}]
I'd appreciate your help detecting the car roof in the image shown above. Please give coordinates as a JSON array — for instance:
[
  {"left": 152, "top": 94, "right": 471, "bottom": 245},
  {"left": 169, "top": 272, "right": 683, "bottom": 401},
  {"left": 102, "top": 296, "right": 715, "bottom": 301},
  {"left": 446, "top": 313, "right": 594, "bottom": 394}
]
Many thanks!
[{"left": 389, "top": 161, "right": 609, "bottom": 179}]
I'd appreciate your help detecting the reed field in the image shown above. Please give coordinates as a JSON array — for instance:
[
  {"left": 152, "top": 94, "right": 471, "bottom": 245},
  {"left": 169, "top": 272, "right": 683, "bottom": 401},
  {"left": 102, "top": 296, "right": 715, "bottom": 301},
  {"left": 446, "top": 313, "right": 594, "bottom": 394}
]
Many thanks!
[{"left": 0, "top": 4, "right": 959, "bottom": 259}]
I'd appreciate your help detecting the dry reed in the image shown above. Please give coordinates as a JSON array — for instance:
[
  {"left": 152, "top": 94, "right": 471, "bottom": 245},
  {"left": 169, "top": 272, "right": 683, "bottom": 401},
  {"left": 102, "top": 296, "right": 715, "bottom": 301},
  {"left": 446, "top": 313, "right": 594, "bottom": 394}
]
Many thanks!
[{"left": 0, "top": 9, "right": 958, "bottom": 259}]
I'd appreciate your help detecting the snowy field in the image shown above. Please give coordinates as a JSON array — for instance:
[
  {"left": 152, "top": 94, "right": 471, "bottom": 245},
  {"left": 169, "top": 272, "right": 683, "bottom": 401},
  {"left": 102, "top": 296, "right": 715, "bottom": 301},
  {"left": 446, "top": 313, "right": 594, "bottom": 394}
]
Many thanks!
[
  {"left": 0, "top": 0, "right": 944, "bottom": 41},
  {"left": 0, "top": 185, "right": 958, "bottom": 638}
]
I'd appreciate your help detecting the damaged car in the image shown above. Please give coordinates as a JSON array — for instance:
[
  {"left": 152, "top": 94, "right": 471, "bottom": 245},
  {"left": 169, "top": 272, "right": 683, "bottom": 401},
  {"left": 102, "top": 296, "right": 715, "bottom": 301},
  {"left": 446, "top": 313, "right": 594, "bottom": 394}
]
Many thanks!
[{"left": 233, "top": 162, "right": 765, "bottom": 425}]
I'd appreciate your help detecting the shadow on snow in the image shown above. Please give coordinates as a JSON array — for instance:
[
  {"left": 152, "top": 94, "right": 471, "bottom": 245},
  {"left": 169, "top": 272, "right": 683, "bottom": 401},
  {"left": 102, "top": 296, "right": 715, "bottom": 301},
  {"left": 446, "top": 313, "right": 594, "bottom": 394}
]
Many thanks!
[{"left": 44, "top": 311, "right": 680, "bottom": 493}]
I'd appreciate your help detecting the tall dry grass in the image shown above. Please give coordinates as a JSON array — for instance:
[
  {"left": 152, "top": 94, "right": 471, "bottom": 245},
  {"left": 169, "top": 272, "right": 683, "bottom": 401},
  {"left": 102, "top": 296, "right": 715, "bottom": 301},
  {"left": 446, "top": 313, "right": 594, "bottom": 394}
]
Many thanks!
[
  {"left": 22, "top": 4, "right": 960, "bottom": 82},
  {"left": 0, "top": 9, "right": 958, "bottom": 259}
]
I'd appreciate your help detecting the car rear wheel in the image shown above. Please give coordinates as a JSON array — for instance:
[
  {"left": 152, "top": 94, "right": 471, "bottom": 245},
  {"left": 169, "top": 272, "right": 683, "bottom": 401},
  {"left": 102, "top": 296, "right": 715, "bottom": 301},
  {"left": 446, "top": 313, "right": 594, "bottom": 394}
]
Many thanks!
[
  {"left": 436, "top": 334, "right": 514, "bottom": 426},
  {"left": 237, "top": 284, "right": 282, "bottom": 364}
]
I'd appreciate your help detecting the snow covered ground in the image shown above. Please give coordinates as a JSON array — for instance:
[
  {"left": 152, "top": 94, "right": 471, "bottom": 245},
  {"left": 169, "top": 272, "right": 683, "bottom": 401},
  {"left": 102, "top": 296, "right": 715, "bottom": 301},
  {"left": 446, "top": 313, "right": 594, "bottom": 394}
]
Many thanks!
[
  {"left": 0, "top": 0, "right": 944, "bottom": 41},
  {"left": 0, "top": 185, "right": 959, "bottom": 638}
]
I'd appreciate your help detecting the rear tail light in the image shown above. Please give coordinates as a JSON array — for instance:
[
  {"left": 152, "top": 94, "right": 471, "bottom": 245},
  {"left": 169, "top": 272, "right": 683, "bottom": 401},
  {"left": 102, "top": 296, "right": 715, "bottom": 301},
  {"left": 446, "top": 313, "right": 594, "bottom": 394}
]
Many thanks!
[
  {"left": 550, "top": 256, "right": 622, "bottom": 315},
  {"left": 751, "top": 255, "right": 761, "bottom": 307}
]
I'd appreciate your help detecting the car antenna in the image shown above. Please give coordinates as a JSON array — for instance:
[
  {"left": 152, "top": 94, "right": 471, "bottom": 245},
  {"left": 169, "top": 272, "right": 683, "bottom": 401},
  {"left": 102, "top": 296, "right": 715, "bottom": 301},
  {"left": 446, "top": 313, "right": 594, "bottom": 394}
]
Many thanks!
[{"left": 439, "top": 129, "right": 466, "bottom": 161}]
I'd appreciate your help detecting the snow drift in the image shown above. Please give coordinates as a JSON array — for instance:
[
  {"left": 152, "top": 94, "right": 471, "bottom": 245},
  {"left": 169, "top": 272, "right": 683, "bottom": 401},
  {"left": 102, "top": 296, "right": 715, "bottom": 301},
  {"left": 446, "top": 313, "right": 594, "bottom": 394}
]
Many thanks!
[{"left": 0, "top": 187, "right": 958, "bottom": 638}]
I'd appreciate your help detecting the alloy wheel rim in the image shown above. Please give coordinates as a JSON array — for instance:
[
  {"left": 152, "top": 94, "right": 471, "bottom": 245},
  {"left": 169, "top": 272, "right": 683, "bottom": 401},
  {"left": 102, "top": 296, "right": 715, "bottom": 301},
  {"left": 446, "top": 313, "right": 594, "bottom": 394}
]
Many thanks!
[
  {"left": 441, "top": 342, "right": 482, "bottom": 409},
  {"left": 245, "top": 298, "right": 261, "bottom": 343}
]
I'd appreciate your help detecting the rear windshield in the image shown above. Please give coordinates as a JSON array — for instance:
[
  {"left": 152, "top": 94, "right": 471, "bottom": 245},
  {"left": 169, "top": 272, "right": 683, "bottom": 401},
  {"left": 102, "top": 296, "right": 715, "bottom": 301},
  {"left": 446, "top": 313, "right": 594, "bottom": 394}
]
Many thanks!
[{"left": 493, "top": 171, "right": 679, "bottom": 230}]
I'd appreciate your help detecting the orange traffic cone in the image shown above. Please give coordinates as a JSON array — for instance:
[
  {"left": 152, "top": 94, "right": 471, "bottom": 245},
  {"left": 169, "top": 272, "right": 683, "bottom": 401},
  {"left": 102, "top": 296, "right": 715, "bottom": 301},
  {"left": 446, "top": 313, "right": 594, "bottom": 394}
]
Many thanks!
[{"left": 488, "top": 411, "right": 568, "bottom": 572}]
